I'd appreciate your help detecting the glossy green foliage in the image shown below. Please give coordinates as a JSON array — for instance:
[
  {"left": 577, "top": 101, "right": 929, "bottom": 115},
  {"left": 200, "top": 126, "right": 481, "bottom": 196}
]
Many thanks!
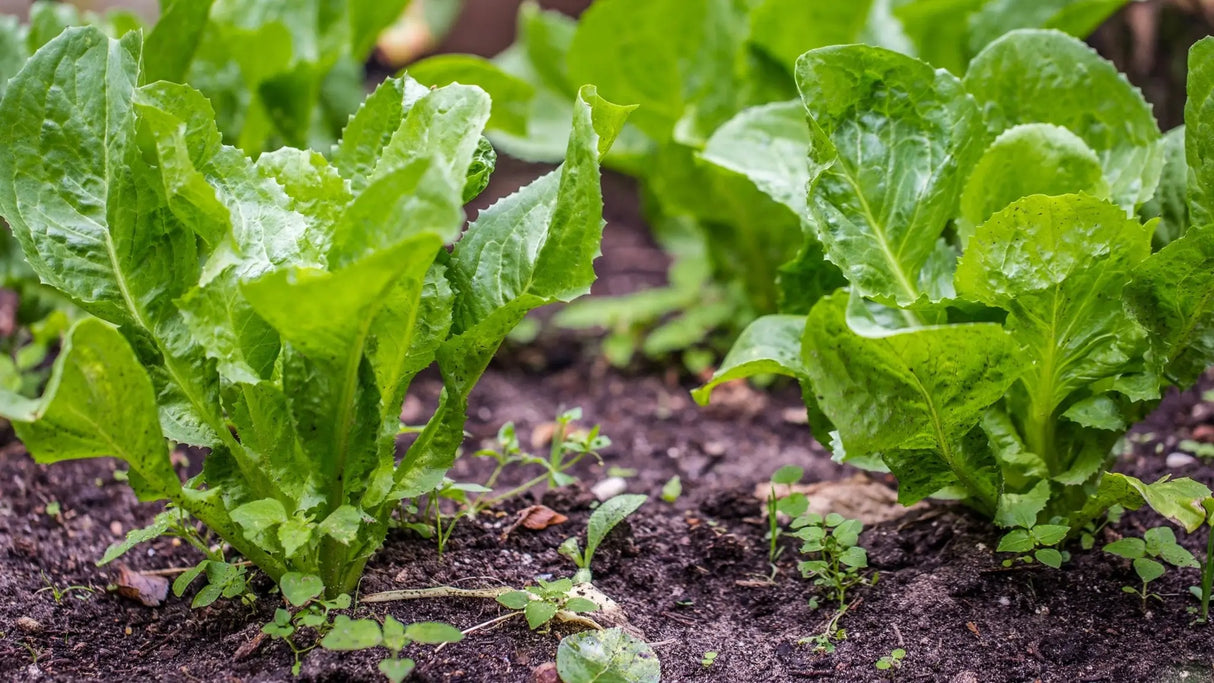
[
  {"left": 408, "top": 0, "right": 1123, "bottom": 366},
  {"left": 0, "top": 28, "right": 629, "bottom": 596},
  {"left": 702, "top": 33, "right": 1214, "bottom": 528}
]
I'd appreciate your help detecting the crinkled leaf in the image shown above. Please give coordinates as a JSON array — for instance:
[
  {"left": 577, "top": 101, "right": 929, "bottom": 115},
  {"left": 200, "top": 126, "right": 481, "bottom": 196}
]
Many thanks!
[
  {"left": 693, "top": 315, "right": 806, "bottom": 405},
  {"left": 556, "top": 628, "right": 661, "bottom": 683},
  {"left": 1186, "top": 38, "right": 1214, "bottom": 225},
  {"left": 797, "top": 45, "right": 986, "bottom": 306}
]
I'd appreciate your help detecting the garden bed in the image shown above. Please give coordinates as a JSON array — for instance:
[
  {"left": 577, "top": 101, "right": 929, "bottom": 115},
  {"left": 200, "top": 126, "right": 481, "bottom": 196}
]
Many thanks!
[{"left": 2, "top": 161, "right": 1213, "bottom": 680}]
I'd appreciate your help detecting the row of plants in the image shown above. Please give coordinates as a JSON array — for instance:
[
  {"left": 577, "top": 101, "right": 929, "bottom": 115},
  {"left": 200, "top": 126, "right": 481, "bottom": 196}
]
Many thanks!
[
  {"left": 407, "top": 0, "right": 1140, "bottom": 370},
  {"left": 2, "top": 0, "right": 1213, "bottom": 680}
]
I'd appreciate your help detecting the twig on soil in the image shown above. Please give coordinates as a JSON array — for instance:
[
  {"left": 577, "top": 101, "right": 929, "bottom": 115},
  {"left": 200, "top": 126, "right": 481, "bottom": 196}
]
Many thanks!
[{"left": 362, "top": 586, "right": 511, "bottom": 603}]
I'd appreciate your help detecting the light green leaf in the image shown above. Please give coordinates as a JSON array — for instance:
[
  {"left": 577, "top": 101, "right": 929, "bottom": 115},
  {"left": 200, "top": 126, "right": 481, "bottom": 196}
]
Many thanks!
[
  {"left": 1034, "top": 547, "right": 1063, "bottom": 568},
  {"left": 964, "top": 30, "right": 1162, "bottom": 210},
  {"left": 693, "top": 315, "right": 807, "bottom": 406},
  {"left": 379, "top": 659, "right": 415, "bottom": 683},
  {"left": 1079, "top": 473, "right": 1212, "bottom": 533},
  {"left": 1104, "top": 537, "right": 1146, "bottom": 560},
  {"left": 1140, "top": 126, "right": 1189, "bottom": 247},
  {"left": 958, "top": 124, "right": 1107, "bottom": 246},
  {"left": 1133, "top": 557, "right": 1165, "bottom": 584},
  {"left": 797, "top": 45, "right": 986, "bottom": 306},
  {"left": 496, "top": 590, "right": 532, "bottom": 610},
  {"left": 318, "top": 505, "right": 363, "bottom": 545},
  {"left": 0, "top": 319, "right": 178, "bottom": 501},
  {"left": 556, "top": 628, "right": 660, "bottom": 683},
  {"left": 320, "top": 615, "right": 382, "bottom": 651},
  {"left": 955, "top": 195, "right": 1152, "bottom": 456},
  {"left": 230, "top": 498, "right": 287, "bottom": 546},
  {"left": 585, "top": 494, "right": 646, "bottom": 563},
  {"left": 997, "top": 529, "right": 1034, "bottom": 553},
  {"left": 995, "top": 480, "right": 1051, "bottom": 529},
  {"left": 1124, "top": 222, "right": 1214, "bottom": 386},
  {"left": 409, "top": 55, "right": 535, "bottom": 136},
  {"left": 278, "top": 518, "right": 313, "bottom": 560},
  {"left": 524, "top": 600, "right": 559, "bottom": 629},
  {"left": 748, "top": 0, "right": 871, "bottom": 73},
  {"left": 403, "top": 622, "right": 464, "bottom": 644},
  {"left": 1189, "top": 38, "right": 1214, "bottom": 225},
  {"left": 279, "top": 572, "right": 323, "bottom": 607},
  {"left": 772, "top": 465, "right": 803, "bottom": 486},
  {"left": 381, "top": 615, "right": 407, "bottom": 652},
  {"left": 802, "top": 293, "right": 1018, "bottom": 510},
  {"left": 98, "top": 509, "right": 174, "bottom": 565},
  {"left": 966, "top": 0, "right": 1128, "bottom": 59},
  {"left": 1030, "top": 524, "right": 1070, "bottom": 546},
  {"left": 142, "top": 0, "right": 214, "bottom": 85},
  {"left": 700, "top": 101, "right": 811, "bottom": 221}
]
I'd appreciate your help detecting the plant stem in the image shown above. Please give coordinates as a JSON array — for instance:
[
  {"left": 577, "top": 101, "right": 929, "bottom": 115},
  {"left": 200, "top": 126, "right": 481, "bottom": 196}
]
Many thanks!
[{"left": 1202, "top": 523, "right": 1214, "bottom": 623}]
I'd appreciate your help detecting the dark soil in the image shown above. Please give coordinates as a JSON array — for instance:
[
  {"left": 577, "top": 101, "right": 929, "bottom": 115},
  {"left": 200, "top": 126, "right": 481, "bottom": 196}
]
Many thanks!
[{"left": 4, "top": 2, "right": 1214, "bottom": 683}]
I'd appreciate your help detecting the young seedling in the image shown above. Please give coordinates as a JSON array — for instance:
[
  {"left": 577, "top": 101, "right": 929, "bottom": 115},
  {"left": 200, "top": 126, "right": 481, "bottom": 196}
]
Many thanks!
[
  {"left": 34, "top": 571, "right": 93, "bottom": 604},
  {"left": 1105, "top": 526, "right": 1199, "bottom": 610},
  {"left": 320, "top": 615, "right": 463, "bottom": 683},
  {"left": 701, "top": 651, "right": 718, "bottom": 668},
  {"left": 1080, "top": 505, "right": 1124, "bottom": 551},
  {"left": 496, "top": 577, "right": 601, "bottom": 630},
  {"left": 997, "top": 524, "right": 1071, "bottom": 568},
  {"left": 661, "top": 476, "right": 682, "bottom": 504},
  {"left": 261, "top": 573, "right": 353, "bottom": 675},
  {"left": 876, "top": 648, "right": 906, "bottom": 671},
  {"left": 559, "top": 494, "right": 647, "bottom": 584},
  {"left": 791, "top": 511, "right": 870, "bottom": 652}
]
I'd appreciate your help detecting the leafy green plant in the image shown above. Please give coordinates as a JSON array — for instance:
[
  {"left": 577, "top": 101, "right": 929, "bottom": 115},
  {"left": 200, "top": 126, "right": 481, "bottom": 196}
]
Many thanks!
[
  {"left": 698, "top": 32, "right": 1214, "bottom": 534},
  {"left": 35, "top": 571, "right": 93, "bottom": 604},
  {"left": 701, "top": 650, "right": 718, "bottom": 668},
  {"left": 1105, "top": 526, "right": 1199, "bottom": 609},
  {"left": 559, "top": 494, "right": 647, "bottom": 583},
  {"left": 0, "top": 28, "right": 630, "bottom": 599},
  {"left": 320, "top": 615, "right": 463, "bottom": 683},
  {"left": 556, "top": 628, "right": 660, "bottom": 683},
  {"left": 876, "top": 648, "right": 906, "bottom": 671},
  {"left": 495, "top": 577, "right": 600, "bottom": 630},
  {"left": 406, "top": 0, "right": 1130, "bottom": 366},
  {"left": 791, "top": 510, "right": 870, "bottom": 652},
  {"left": 996, "top": 524, "right": 1070, "bottom": 569}
]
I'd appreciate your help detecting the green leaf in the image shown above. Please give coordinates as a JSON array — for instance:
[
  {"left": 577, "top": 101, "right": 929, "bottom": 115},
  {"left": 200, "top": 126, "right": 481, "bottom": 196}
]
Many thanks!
[
  {"left": 997, "top": 529, "right": 1034, "bottom": 553},
  {"left": 279, "top": 572, "right": 323, "bottom": 607},
  {"left": 556, "top": 628, "right": 661, "bottom": 683},
  {"left": 1133, "top": 557, "right": 1165, "bottom": 584},
  {"left": 966, "top": 0, "right": 1129, "bottom": 60},
  {"left": 958, "top": 124, "right": 1107, "bottom": 246},
  {"left": 318, "top": 505, "right": 363, "bottom": 545},
  {"left": 403, "top": 622, "right": 465, "bottom": 644},
  {"left": 1034, "top": 547, "right": 1063, "bottom": 569},
  {"left": 956, "top": 194, "right": 1152, "bottom": 460},
  {"left": 995, "top": 480, "right": 1051, "bottom": 529},
  {"left": 1140, "top": 126, "right": 1190, "bottom": 247},
  {"left": 98, "top": 509, "right": 174, "bottom": 565},
  {"left": 378, "top": 659, "right": 415, "bottom": 683},
  {"left": 320, "top": 615, "right": 383, "bottom": 651},
  {"left": 567, "top": 0, "right": 744, "bottom": 140},
  {"left": 585, "top": 494, "right": 647, "bottom": 563},
  {"left": 964, "top": 30, "right": 1162, "bottom": 210},
  {"left": 1030, "top": 524, "right": 1070, "bottom": 547},
  {"left": 496, "top": 590, "right": 532, "bottom": 610},
  {"left": 1080, "top": 473, "right": 1212, "bottom": 533},
  {"left": 173, "top": 561, "right": 209, "bottom": 598},
  {"left": 660, "top": 475, "right": 682, "bottom": 503},
  {"left": 1186, "top": 38, "right": 1214, "bottom": 225},
  {"left": 230, "top": 498, "right": 287, "bottom": 547},
  {"left": 0, "top": 319, "right": 178, "bottom": 501},
  {"left": 524, "top": 600, "right": 559, "bottom": 629},
  {"left": 748, "top": 0, "right": 871, "bottom": 73},
  {"left": 1104, "top": 537, "right": 1146, "bottom": 560},
  {"left": 1143, "top": 526, "right": 1176, "bottom": 556},
  {"left": 700, "top": 101, "right": 812, "bottom": 221},
  {"left": 408, "top": 55, "right": 535, "bottom": 136},
  {"left": 802, "top": 293, "right": 1019, "bottom": 510},
  {"left": 142, "top": 0, "right": 213, "bottom": 85},
  {"left": 381, "top": 615, "right": 407, "bottom": 652},
  {"left": 1159, "top": 542, "right": 1199, "bottom": 569},
  {"left": 797, "top": 45, "right": 986, "bottom": 306},
  {"left": 1124, "top": 222, "right": 1214, "bottom": 387},
  {"left": 564, "top": 597, "right": 600, "bottom": 613},
  {"left": 772, "top": 465, "right": 804, "bottom": 486},
  {"left": 693, "top": 315, "right": 807, "bottom": 406},
  {"left": 838, "top": 546, "right": 868, "bottom": 569}
]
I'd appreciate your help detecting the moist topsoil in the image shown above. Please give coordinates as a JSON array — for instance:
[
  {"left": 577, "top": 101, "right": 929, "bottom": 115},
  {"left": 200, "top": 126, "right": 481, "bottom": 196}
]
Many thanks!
[
  {"left": 2, "top": 158, "right": 1214, "bottom": 683},
  {"left": 5, "top": 3, "right": 1214, "bottom": 681}
]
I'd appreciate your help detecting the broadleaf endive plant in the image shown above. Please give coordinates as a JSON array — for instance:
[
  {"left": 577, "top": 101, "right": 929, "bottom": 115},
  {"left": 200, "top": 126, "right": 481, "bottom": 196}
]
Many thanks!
[
  {"left": 698, "top": 31, "right": 1214, "bottom": 529},
  {"left": 0, "top": 27, "right": 631, "bottom": 597}
]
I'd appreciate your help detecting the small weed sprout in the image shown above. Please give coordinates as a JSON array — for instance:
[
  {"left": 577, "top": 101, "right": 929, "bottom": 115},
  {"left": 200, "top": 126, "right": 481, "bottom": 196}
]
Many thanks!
[
  {"left": 261, "top": 573, "right": 354, "bottom": 675},
  {"left": 661, "top": 476, "right": 682, "bottom": 503},
  {"left": 496, "top": 577, "right": 600, "bottom": 630},
  {"left": 701, "top": 650, "right": 718, "bottom": 668},
  {"left": 320, "top": 615, "right": 463, "bottom": 683},
  {"left": 996, "top": 524, "right": 1071, "bottom": 568},
  {"left": 767, "top": 466, "right": 809, "bottom": 571},
  {"left": 406, "top": 409, "right": 612, "bottom": 557},
  {"left": 559, "top": 494, "right": 646, "bottom": 584},
  {"left": 1104, "top": 526, "right": 1198, "bottom": 610},
  {"left": 1193, "top": 499, "right": 1214, "bottom": 622},
  {"left": 875, "top": 648, "right": 906, "bottom": 671},
  {"left": 1080, "top": 505, "right": 1124, "bottom": 550},
  {"left": 35, "top": 571, "right": 93, "bottom": 603},
  {"left": 791, "top": 511, "right": 870, "bottom": 652}
]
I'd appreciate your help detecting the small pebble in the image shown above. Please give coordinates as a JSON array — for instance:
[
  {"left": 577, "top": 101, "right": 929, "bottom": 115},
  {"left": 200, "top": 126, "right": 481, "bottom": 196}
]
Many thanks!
[
  {"left": 1167, "top": 452, "right": 1197, "bottom": 468},
  {"left": 998, "top": 596, "right": 1010, "bottom": 606},
  {"left": 110, "top": 521, "right": 123, "bottom": 536},
  {"left": 591, "top": 477, "right": 627, "bottom": 501},
  {"left": 16, "top": 616, "right": 42, "bottom": 633}
]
